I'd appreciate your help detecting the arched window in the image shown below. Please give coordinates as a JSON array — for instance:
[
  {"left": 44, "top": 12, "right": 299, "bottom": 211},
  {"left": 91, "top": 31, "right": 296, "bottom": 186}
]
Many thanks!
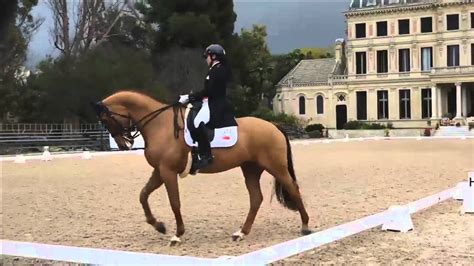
[
  {"left": 316, "top": 95, "right": 324, "bottom": 114},
  {"left": 299, "top": 96, "right": 305, "bottom": 115}
]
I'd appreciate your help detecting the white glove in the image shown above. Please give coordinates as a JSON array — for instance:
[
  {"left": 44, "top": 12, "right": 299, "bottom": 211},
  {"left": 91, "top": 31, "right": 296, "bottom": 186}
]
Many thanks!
[{"left": 178, "top": 94, "right": 189, "bottom": 104}]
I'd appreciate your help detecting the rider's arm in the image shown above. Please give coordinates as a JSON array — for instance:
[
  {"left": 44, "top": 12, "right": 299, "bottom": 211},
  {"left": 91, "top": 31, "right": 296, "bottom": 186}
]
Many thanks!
[
  {"left": 189, "top": 85, "right": 208, "bottom": 102},
  {"left": 189, "top": 66, "right": 225, "bottom": 102}
]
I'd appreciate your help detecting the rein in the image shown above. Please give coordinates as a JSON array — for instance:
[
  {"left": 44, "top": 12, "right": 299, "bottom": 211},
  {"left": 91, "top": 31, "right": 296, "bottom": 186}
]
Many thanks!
[{"left": 99, "top": 102, "right": 185, "bottom": 141}]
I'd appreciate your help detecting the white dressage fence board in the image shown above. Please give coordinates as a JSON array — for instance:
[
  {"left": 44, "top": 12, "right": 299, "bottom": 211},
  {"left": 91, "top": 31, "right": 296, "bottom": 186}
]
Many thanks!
[
  {"left": 229, "top": 187, "right": 456, "bottom": 265},
  {"left": 230, "top": 211, "right": 389, "bottom": 265},
  {"left": 461, "top": 172, "right": 474, "bottom": 213},
  {"left": 109, "top": 132, "right": 145, "bottom": 149},
  {"left": 0, "top": 240, "right": 229, "bottom": 265},
  {"left": 453, "top": 182, "right": 469, "bottom": 200},
  {"left": 407, "top": 188, "right": 455, "bottom": 214},
  {"left": 289, "top": 135, "right": 473, "bottom": 146},
  {"left": 0, "top": 150, "right": 143, "bottom": 162},
  {"left": 381, "top": 205, "right": 414, "bottom": 233}
]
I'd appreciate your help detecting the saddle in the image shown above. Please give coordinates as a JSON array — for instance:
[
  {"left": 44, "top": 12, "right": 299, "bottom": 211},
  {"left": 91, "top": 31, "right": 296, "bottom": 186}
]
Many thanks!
[
  {"left": 183, "top": 99, "right": 238, "bottom": 148},
  {"left": 180, "top": 99, "right": 238, "bottom": 178}
]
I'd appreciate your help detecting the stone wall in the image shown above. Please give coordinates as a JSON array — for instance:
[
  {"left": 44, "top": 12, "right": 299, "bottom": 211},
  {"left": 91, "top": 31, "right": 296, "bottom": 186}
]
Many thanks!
[{"left": 328, "top": 129, "right": 425, "bottom": 139}]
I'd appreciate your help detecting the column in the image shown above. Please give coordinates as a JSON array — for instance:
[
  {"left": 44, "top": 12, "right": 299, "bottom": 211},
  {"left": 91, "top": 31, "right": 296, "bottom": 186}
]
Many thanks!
[
  {"left": 437, "top": 87, "right": 442, "bottom": 118},
  {"left": 462, "top": 87, "right": 467, "bottom": 117},
  {"left": 329, "top": 91, "right": 335, "bottom": 128},
  {"left": 455, "top": 82, "right": 462, "bottom": 118},
  {"left": 348, "top": 90, "right": 357, "bottom": 121},
  {"left": 389, "top": 88, "right": 398, "bottom": 120},
  {"left": 281, "top": 95, "right": 286, "bottom": 114},
  {"left": 412, "top": 87, "right": 421, "bottom": 119},
  {"left": 431, "top": 84, "right": 438, "bottom": 119},
  {"left": 368, "top": 89, "right": 377, "bottom": 120}
]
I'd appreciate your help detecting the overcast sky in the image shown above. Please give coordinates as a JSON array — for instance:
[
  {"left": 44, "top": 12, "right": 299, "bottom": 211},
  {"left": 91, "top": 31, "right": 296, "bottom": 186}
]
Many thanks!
[{"left": 27, "top": 0, "right": 349, "bottom": 67}]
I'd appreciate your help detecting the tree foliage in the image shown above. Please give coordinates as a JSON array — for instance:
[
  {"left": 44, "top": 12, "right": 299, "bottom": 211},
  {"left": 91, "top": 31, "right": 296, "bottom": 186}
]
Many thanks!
[
  {"left": 46, "top": 0, "right": 138, "bottom": 59},
  {"left": 226, "top": 25, "right": 273, "bottom": 116},
  {"left": 2, "top": 0, "right": 335, "bottom": 123},
  {"left": 18, "top": 44, "right": 160, "bottom": 123},
  {"left": 139, "top": 0, "right": 236, "bottom": 52},
  {"left": 133, "top": 0, "right": 238, "bottom": 102},
  {"left": 0, "top": 0, "right": 42, "bottom": 118}
]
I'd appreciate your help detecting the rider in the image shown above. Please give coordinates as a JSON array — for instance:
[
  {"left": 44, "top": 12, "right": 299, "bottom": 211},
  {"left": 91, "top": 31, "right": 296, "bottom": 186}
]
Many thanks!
[{"left": 179, "top": 44, "right": 232, "bottom": 170}]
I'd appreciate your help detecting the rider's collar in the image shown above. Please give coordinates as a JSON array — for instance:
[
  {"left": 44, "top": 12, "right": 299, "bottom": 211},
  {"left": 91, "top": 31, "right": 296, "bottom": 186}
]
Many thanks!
[{"left": 210, "top": 60, "right": 220, "bottom": 70}]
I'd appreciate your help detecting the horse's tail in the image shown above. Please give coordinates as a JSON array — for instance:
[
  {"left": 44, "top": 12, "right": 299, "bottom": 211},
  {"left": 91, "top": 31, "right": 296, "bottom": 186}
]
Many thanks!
[{"left": 274, "top": 125, "right": 299, "bottom": 211}]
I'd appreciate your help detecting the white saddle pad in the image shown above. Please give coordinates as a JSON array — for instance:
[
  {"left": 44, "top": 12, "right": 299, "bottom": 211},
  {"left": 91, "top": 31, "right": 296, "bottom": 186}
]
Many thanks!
[{"left": 183, "top": 104, "right": 238, "bottom": 148}]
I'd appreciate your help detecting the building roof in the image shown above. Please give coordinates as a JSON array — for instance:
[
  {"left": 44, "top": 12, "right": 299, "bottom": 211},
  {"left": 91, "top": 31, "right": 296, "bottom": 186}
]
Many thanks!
[
  {"left": 349, "top": 0, "right": 428, "bottom": 10},
  {"left": 345, "top": 1, "right": 469, "bottom": 18},
  {"left": 277, "top": 58, "right": 337, "bottom": 87}
]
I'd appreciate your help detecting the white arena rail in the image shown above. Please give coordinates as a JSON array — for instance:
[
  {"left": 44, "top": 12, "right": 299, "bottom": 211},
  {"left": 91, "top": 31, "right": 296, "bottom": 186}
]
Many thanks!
[
  {"left": 228, "top": 187, "right": 456, "bottom": 265},
  {"left": 291, "top": 135, "right": 474, "bottom": 145},
  {"left": 0, "top": 240, "right": 229, "bottom": 265},
  {"left": 1, "top": 135, "right": 472, "bottom": 162},
  {"left": 0, "top": 149, "right": 144, "bottom": 162}
]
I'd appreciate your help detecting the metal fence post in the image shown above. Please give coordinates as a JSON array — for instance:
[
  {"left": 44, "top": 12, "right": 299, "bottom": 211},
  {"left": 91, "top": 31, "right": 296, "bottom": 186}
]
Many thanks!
[{"left": 98, "top": 121, "right": 104, "bottom": 151}]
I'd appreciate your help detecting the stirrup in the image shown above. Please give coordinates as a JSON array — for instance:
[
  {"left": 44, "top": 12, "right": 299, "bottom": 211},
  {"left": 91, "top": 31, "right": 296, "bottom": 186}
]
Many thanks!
[{"left": 190, "top": 153, "right": 213, "bottom": 175}]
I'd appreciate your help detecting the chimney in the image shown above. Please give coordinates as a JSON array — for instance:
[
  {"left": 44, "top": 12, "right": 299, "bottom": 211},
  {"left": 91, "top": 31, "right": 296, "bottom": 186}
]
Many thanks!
[{"left": 334, "top": 38, "right": 346, "bottom": 64}]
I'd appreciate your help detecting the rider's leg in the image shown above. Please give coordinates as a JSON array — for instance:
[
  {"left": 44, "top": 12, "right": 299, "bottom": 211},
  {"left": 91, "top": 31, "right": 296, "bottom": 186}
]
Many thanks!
[
  {"left": 197, "top": 124, "right": 211, "bottom": 155},
  {"left": 194, "top": 123, "right": 213, "bottom": 168}
]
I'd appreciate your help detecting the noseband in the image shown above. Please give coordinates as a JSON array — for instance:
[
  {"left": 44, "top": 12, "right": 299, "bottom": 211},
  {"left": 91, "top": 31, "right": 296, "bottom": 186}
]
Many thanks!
[{"left": 93, "top": 101, "right": 183, "bottom": 141}]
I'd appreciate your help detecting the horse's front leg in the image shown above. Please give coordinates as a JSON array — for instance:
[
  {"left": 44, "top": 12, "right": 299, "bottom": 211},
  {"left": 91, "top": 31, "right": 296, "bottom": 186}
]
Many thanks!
[
  {"left": 161, "top": 167, "right": 185, "bottom": 246},
  {"left": 140, "top": 169, "right": 166, "bottom": 234}
]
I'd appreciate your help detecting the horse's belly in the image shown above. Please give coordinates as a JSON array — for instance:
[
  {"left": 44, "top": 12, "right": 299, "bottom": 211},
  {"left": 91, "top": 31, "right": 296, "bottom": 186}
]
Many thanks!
[
  {"left": 199, "top": 147, "right": 248, "bottom": 174},
  {"left": 199, "top": 158, "right": 244, "bottom": 174}
]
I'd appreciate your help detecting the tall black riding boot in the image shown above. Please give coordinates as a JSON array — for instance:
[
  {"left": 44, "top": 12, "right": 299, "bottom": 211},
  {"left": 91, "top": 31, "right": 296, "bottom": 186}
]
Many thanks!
[{"left": 192, "top": 124, "right": 214, "bottom": 171}]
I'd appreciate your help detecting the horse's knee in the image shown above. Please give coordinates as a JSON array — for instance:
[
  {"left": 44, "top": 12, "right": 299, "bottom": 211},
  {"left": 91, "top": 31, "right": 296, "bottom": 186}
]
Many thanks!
[{"left": 251, "top": 194, "right": 263, "bottom": 211}]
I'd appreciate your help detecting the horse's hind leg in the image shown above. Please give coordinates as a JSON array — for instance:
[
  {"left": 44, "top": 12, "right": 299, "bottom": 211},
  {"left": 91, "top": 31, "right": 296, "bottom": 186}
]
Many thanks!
[
  {"left": 274, "top": 172, "right": 312, "bottom": 235},
  {"left": 232, "top": 162, "right": 264, "bottom": 241},
  {"left": 140, "top": 169, "right": 166, "bottom": 234}
]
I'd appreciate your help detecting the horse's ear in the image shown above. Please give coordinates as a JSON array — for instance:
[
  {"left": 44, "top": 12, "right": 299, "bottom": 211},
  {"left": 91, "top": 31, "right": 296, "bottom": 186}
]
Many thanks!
[{"left": 91, "top": 101, "right": 106, "bottom": 115}]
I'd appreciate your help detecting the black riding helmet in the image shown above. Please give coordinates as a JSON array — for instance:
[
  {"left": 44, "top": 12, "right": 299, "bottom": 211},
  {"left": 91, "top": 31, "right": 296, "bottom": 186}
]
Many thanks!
[{"left": 203, "top": 44, "right": 226, "bottom": 61}]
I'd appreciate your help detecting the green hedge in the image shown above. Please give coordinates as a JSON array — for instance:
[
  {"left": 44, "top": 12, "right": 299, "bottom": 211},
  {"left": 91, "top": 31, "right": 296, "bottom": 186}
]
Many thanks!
[
  {"left": 250, "top": 107, "right": 307, "bottom": 138},
  {"left": 343, "top": 120, "right": 393, "bottom": 130},
  {"left": 250, "top": 107, "right": 302, "bottom": 125},
  {"left": 305, "top": 123, "right": 324, "bottom": 132},
  {"left": 307, "top": 130, "right": 323, "bottom": 138}
]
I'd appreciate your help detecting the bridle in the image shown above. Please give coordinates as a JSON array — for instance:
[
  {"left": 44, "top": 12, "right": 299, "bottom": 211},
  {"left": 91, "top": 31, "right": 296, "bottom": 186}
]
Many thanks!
[{"left": 93, "top": 101, "right": 184, "bottom": 144}]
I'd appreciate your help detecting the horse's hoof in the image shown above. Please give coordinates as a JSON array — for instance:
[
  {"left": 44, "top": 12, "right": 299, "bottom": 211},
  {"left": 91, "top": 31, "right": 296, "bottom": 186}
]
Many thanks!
[
  {"left": 232, "top": 230, "right": 245, "bottom": 241},
  {"left": 301, "top": 228, "right": 313, "bottom": 235},
  {"left": 155, "top": 222, "right": 166, "bottom": 234},
  {"left": 231, "top": 235, "right": 243, "bottom": 241},
  {"left": 169, "top": 235, "right": 181, "bottom": 247}
]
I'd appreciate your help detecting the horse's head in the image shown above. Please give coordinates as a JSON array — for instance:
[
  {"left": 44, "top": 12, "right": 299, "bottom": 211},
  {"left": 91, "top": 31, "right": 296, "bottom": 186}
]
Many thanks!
[{"left": 92, "top": 101, "right": 135, "bottom": 150}]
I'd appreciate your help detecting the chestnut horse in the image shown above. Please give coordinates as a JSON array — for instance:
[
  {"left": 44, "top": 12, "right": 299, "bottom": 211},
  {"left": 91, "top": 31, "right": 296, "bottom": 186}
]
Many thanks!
[{"left": 93, "top": 90, "right": 312, "bottom": 245}]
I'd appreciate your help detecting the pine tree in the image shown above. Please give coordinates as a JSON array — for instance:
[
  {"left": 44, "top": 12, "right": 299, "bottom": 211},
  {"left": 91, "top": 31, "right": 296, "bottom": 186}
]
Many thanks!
[{"left": 139, "top": 0, "right": 237, "bottom": 52}]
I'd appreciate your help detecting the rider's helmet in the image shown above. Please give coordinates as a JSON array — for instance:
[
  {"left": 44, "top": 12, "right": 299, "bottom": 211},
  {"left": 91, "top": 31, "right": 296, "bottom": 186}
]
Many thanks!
[{"left": 203, "top": 44, "right": 226, "bottom": 61}]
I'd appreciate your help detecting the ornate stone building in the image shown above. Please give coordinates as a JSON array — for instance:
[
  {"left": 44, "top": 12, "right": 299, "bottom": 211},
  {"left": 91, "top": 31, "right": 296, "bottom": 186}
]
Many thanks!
[{"left": 273, "top": 0, "right": 474, "bottom": 129}]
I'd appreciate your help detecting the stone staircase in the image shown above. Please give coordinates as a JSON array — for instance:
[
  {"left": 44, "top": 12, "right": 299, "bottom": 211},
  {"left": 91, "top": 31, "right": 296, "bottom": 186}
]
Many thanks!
[{"left": 433, "top": 126, "right": 474, "bottom": 137}]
